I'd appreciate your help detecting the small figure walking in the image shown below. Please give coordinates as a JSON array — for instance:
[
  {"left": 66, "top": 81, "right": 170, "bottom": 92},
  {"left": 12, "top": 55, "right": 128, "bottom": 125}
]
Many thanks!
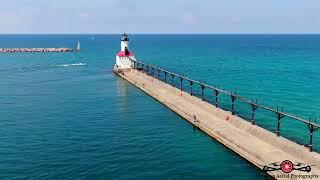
[{"left": 193, "top": 113, "right": 199, "bottom": 123}]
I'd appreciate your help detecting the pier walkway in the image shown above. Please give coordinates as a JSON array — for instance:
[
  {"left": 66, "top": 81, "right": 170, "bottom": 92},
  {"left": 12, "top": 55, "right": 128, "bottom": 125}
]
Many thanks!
[{"left": 115, "top": 68, "right": 320, "bottom": 179}]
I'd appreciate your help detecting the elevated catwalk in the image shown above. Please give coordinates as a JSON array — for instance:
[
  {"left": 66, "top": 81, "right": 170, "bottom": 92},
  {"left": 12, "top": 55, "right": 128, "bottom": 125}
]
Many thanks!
[{"left": 114, "top": 67, "right": 320, "bottom": 179}]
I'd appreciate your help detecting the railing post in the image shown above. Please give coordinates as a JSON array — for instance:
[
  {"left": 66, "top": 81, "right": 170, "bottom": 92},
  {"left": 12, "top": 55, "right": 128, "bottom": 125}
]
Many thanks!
[
  {"left": 231, "top": 94, "right": 236, "bottom": 115},
  {"left": 214, "top": 89, "right": 219, "bottom": 107},
  {"left": 277, "top": 112, "right": 281, "bottom": 136},
  {"left": 201, "top": 83, "right": 204, "bottom": 101},
  {"left": 309, "top": 124, "right": 314, "bottom": 152},
  {"left": 171, "top": 74, "right": 174, "bottom": 86},
  {"left": 180, "top": 77, "right": 183, "bottom": 91},
  {"left": 276, "top": 107, "right": 284, "bottom": 137},
  {"left": 190, "top": 81, "right": 193, "bottom": 96},
  {"left": 164, "top": 72, "right": 167, "bottom": 82},
  {"left": 157, "top": 68, "right": 159, "bottom": 78},
  {"left": 251, "top": 104, "right": 258, "bottom": 125}
]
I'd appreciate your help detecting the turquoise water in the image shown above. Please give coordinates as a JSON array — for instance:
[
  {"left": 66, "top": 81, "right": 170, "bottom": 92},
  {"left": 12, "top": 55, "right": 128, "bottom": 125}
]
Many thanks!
[{"left": 0, "top": 35, "right": 319, "bottom": 179}]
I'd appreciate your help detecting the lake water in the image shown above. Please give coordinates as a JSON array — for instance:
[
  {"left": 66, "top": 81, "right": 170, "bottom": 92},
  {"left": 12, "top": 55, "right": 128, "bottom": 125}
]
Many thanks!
[{"left": 1, "top": 34, "right": 319, "bottom": 179}]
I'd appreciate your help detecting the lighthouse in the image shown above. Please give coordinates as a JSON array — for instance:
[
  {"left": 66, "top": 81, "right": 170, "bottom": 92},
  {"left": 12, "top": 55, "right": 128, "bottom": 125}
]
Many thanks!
[{"left": 114, "top": 33, "right": 135, "bottom": 70}]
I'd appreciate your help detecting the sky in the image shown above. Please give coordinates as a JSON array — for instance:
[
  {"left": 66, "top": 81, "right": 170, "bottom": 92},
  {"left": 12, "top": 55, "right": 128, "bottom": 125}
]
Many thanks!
[{"left": 1, "top": 0, "right": 320, "bottom": 34}]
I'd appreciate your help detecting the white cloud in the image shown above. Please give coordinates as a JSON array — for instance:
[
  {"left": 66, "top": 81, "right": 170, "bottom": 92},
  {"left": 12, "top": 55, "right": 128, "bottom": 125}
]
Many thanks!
[
  {"left": 79, "top": 13, "right": 89, "bottom": 17},
  {"left": 230, "top": 17, "right": 241, "bottom": 23},
  {"left": 183, "top": 14, "right": 196, "bottom": 25},
  {"left": 0, "top": 0, "right": 320, "bottom": 33}
]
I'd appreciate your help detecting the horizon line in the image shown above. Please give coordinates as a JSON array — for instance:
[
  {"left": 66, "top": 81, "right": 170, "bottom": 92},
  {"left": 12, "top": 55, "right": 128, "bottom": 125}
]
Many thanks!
[{"left": 1, "top": 33, "right": 320, "bottom": 35}]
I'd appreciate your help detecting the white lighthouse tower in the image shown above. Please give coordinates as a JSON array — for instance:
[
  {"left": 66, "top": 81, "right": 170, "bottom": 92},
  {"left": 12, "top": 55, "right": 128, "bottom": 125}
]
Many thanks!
[{"left": 114, "top": 33, "right": 135, "bottom": 70}]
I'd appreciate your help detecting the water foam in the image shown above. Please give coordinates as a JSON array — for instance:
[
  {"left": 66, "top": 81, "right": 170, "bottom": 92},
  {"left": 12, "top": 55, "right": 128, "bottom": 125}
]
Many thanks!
[{"left": 57, "top": 63, "right": 87, "bottom": 67}]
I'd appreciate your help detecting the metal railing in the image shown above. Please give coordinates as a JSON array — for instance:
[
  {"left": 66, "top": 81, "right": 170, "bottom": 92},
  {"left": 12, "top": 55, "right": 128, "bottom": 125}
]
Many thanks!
[{"left": 130, "top": 59, "right": 320, "bottom": 152}]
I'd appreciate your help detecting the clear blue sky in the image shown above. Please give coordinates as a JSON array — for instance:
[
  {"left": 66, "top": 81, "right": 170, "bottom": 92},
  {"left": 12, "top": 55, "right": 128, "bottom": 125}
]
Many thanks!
[{"left": 1, "top": 0, "right": 320, "bottom": 34}]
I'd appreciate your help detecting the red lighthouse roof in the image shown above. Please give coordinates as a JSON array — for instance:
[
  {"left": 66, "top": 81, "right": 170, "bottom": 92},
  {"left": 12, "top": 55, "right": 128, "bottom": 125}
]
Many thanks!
[{"left": 117, "top": 51, "right": 134, "bottom": 57}]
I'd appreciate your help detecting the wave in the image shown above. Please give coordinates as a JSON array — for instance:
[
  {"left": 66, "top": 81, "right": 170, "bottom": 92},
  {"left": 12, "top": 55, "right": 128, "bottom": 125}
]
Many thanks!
[
  {"left": 0, "top": 63, "right": 88, "bottom": 76},
  {"left": 56, "top": 63, "right": 87, "bottom": 67}
]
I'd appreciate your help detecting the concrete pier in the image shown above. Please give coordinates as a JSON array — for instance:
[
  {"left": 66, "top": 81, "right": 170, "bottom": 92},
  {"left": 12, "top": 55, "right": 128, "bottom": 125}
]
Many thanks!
[
  {"left": 0, "top": 48, "right": 76, "bottom": 53},
  {"left": 114, "top": 68, "right": 320, "bottom": 179}
]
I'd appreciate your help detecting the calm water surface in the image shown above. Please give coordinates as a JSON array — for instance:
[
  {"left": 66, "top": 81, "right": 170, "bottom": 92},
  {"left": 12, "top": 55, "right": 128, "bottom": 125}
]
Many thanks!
[{"left": 1, "top": 34, "right": 319, "bottom": 179}]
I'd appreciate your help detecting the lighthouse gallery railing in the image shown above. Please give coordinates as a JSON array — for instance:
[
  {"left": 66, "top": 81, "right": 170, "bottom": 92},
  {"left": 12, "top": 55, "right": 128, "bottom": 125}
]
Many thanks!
[{"left": 130, "top": 58, "right": 320, "bottom": 152}]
